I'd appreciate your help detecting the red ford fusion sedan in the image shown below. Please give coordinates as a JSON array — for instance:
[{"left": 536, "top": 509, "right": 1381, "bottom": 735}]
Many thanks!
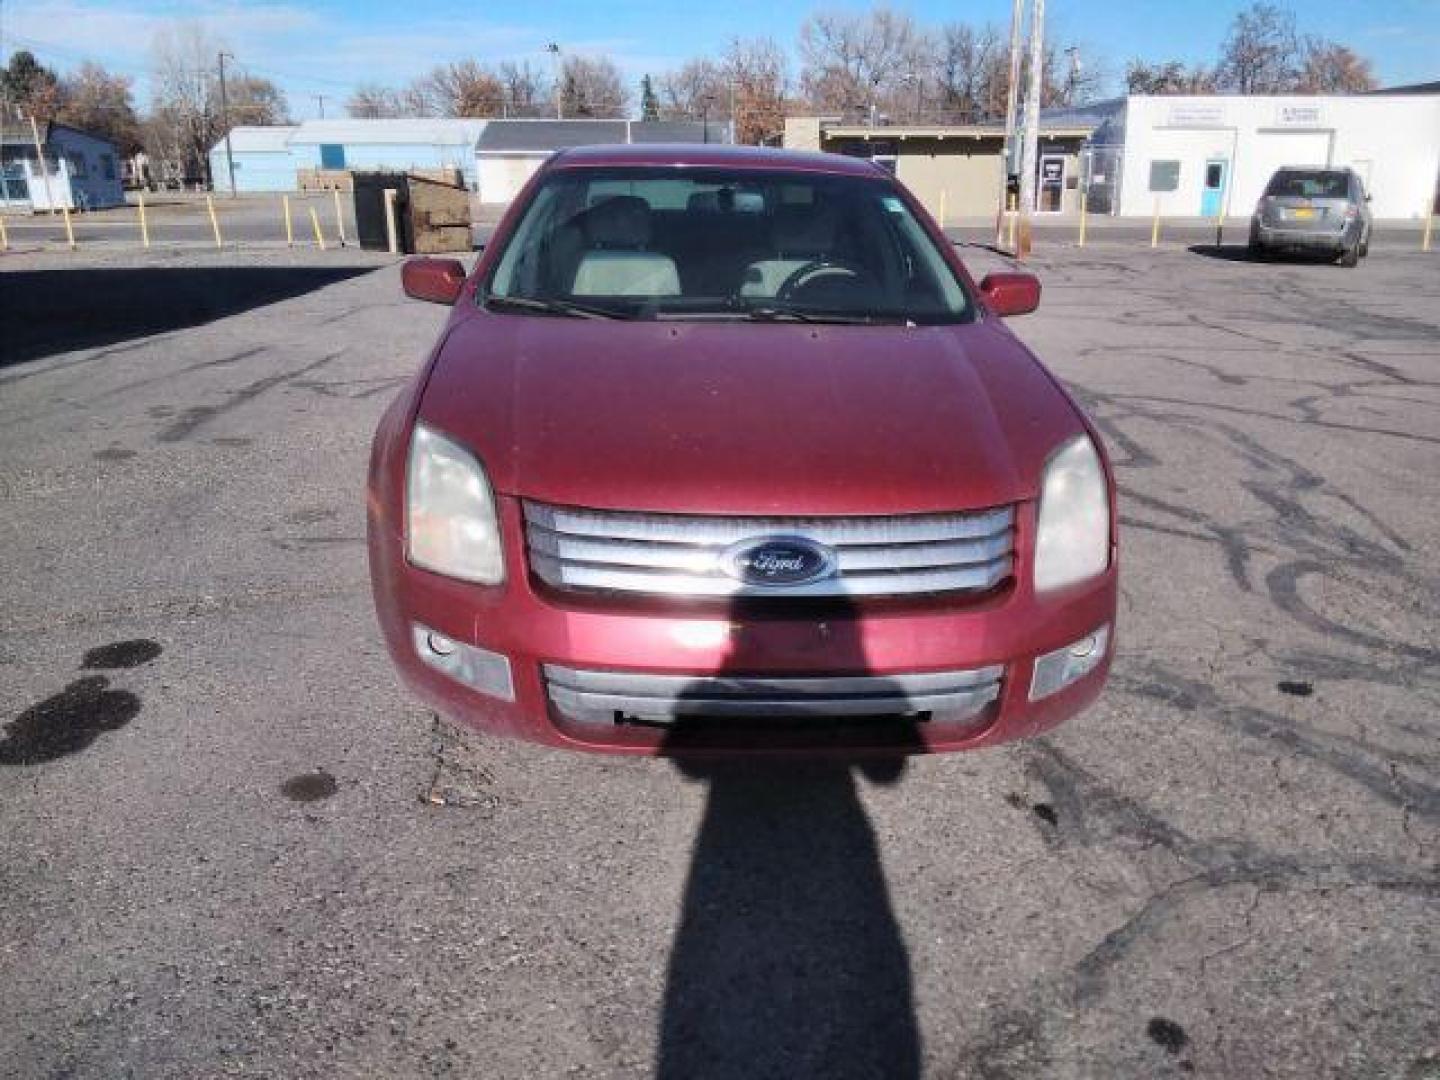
[{"left": 367, "top": 144, "right": 1117, "bottom": 755}]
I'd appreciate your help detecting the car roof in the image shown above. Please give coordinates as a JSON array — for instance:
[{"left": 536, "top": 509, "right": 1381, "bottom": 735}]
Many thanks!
[{"left": 546, "top": 143, "right": 885, "bottom": 178}]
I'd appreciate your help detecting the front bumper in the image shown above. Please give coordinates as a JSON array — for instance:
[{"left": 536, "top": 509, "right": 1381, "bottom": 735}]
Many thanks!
[{"left": 369, "top": 494, "right": 1117, "bottom": 756}]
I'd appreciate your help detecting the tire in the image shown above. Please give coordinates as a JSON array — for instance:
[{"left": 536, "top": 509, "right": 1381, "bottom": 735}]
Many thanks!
[
  {"left": 1359, "top": 236, "right": 1369, "bottom": 257},
  {"left": 1339, "top": 243, "right": 1359, "bottom": 268},
  {"left": 1248, "top": 239, "right": 1268, "bottom": 261}
]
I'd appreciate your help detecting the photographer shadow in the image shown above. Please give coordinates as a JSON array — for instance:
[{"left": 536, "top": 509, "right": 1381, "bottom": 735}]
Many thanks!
[{"left": 656, "top": 595, "right": 923, "bottom": 1079}]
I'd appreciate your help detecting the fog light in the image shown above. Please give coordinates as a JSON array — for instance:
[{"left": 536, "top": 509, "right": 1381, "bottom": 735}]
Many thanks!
[
  {"left": 1030, "top": 624, "right": 1110, "bottom": 701},
  {"left": 412, "top": 623, "right": 514, "bottom": 701}
]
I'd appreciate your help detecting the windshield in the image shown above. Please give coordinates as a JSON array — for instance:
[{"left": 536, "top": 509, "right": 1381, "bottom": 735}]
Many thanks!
[
  {"left": 1265, "top": 170, "right": 1350, "bottom": 199},
  {"left": 483, "top": 167, "right": 972, "bottom": 323}
]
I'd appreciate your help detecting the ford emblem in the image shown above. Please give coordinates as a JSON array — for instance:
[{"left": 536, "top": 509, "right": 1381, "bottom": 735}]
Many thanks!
[{"left": 723, "top": 536, "right": 837, "bottom": 587}]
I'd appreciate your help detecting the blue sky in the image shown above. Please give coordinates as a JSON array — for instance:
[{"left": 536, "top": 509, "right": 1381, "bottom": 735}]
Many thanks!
[{"left": 3, "top": 0, "right": 1436, "bottom": 118}]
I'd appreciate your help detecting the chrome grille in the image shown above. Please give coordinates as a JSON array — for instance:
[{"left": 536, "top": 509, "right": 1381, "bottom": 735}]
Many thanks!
[
  {"left": 544, "top": 664, "right": 1003, "bottom": 725},
  {"left": 524, "top": 502, "right": 1015, "bottom": 598}
]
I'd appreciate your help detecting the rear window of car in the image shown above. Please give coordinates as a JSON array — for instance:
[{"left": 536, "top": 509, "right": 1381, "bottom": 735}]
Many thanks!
[{"left": 1265, "top": 171, "right": 1349, "bottom": 199}]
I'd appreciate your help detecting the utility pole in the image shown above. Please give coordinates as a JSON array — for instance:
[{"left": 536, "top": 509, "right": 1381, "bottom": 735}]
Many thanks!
[
  {"left": 28, "top": 112, "right": 58, "bottom": 213},
  {"left": 1016, "top": 0, "right": 1044, "bottom": 258},
  {"left": 314, "top": 93, "right": 327, "bottom": 119},
  {"left": 547, "top": 43, "right": 562, "bottom": 119},
  {"left": 217, "top": 51, "right": 237, "bottom": 198},
  {"left": 994, "top": 0, "right": 1024, "bottom": 248},
  {"left": 1063, "top": 46, "right": 1081, "bottom": 106}
]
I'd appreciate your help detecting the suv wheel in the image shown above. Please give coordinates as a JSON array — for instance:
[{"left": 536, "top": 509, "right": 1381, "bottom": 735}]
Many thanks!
[{"left": 1339, "top": 243, "right": 1360, "bottom": 268}]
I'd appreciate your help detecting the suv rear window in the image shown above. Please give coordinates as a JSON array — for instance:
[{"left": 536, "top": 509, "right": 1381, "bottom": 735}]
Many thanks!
[{"left": 1265, "top": 170, "right": 1349, "bottom": 199}]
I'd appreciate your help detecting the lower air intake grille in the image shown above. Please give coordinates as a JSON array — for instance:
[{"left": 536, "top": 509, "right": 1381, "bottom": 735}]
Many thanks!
[{"left": 544, "top": 664, "right": 1003, "bottom": 726}]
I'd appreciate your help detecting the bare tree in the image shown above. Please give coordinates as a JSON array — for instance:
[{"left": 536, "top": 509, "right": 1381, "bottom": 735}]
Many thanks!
[
  {"left": 148, "top": 23, "right": 223, "bottom": 183},
  {"left": 799, "top": 7, "right": 931, "bottom": 119},
  {"left": 1125, "top": 59, "right": 1218, "bottom": 95},
  {"left": 53, "top": 62, "right": 140, "bottom": 152},
  {"left": 726, "top": 37, "right": 788, "bottom": 145},
  {"left": 347, "top": 83, "right": 401, "bottom": 119},
  {"left": 226, "top": 74, "right": 289, "bottom": 125},
  {"left": 658, "top": 58, "right": 731, "bottom": 120},
  {"left": 419, "top": 60, "right": 505, "bottom": 117},
  {"left": 1217, "top": 2, "right": 1300, "bottom": 93},
  {"left": 560, "top": 55, "right": 628, "bottom": 118},
  {"left": 497, "top": 60, "right": 550, "bottom": 117},
  {"left": 935, "top": 23, "right": 1006, "bottom": 122},
  {"left": 146, "top": 24, "right": 287, "bottom": 184},
  {"left": 1295, "top": 39, "right": 1376, "bottom": 93}
]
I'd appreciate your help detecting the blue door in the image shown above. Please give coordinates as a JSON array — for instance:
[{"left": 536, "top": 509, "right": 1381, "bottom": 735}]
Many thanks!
[
  {"left": 1200, "top": 159, "right": 1228, "bottom": 217},
  {"left": 319, "top": 143, "right": 346, "bottom": 169}
]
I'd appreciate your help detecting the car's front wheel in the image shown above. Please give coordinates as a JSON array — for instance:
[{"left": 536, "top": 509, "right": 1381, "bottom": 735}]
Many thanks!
[{"left": 1339, "top": 242, "right": 1360, "bottom": 268}]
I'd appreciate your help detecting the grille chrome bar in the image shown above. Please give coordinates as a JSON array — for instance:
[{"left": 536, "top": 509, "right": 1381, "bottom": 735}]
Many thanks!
[
  {"left": 544, "top": 663, "right": 1004, "bottom": 724},
  {"left": 524, "top": 502, "right": 1015, "bottom": 599}
]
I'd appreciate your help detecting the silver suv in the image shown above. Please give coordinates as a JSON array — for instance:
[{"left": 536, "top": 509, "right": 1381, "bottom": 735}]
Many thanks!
[{"left": 1249, "top": 167, "right": 1372, "bottom": 267}]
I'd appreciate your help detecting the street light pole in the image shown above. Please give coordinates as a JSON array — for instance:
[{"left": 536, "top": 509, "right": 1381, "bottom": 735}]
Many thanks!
[
  {"left": 217, "top": 51, "right": 237, "bottom": 198},
  {"left": 547, "top": 43, "right": 563, "bottom": 120}
]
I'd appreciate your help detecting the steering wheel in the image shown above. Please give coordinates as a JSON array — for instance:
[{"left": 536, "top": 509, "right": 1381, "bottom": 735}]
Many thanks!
[{"left": 775, "top": 258, "right": 873, "bottom": 302}]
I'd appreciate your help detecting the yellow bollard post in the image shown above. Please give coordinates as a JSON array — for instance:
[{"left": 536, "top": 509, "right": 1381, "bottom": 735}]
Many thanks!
[
  {"left": 332, "top": 186, "right": 348, "bottom": 247},
  {"left": 1006, "top": 202, "right": 1017, "bottom": 252},
  {"left": 206, "top": 194, "right": 223, "bottom": 248},
  {"left": 1215, "top": 208, "right": 1226, "bottom": 249},
  {"left": 0, "top": 213, "right": 8, "bottom": 251},
  {"left": 1423, "top": 209, "right": 1434, "bottom": 253},
  {"left": 137, "top": 190, "right": 151, "bottom": 248},
  {"left": 62, "top": 203, "right": 77, "bottom": 250},
  {"left": 1078, "top": 190, "right": 1088, "bottom": 248},
  {"left": 1151, "top": 197, "right": 1161, "bottom": 249},
  {"left": 383, "top": 188, "right": 399, "bottom": 254},
  {"left": 309, "top": 205, "right": 327, "bottom": 250},
  {"left": 283, "top": 194, "right": 294, "bottom": 247},
  {"left": 939, "top": 188, "right": 948, "bottom": 229}
]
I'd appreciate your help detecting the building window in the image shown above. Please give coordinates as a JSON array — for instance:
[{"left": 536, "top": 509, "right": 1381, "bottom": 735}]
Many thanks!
[
  {"left": 1148, "top": 160, "right": 1180, "bottom": 193},
  {"left": 68, "top": 152, "right": 88, "bottom": 178},
  {"left": 101, "top": 154, "right": 115, "bottom": 180},
  {"left": 320, "top": 144, "right": 346, "bottom": 169}
]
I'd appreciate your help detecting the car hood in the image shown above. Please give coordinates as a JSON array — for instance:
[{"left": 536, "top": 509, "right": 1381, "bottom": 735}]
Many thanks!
[{"left": 417, "top": 311, "right": 1085, "bottom": 516}]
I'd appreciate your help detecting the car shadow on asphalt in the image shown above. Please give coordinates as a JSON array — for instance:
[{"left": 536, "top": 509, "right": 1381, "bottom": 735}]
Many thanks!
[
  {"left": 1, "top": 266, "right": 377, "bottom": 368},
  {"left": 656, "top": 595, "right": 923, "bottom": 1079},
  {"left": 1187, "top": 243, "right": 1340, "bottom": 265}
]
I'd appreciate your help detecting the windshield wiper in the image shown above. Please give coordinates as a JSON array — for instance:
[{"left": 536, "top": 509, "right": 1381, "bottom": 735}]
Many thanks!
[
  {"left": 740, "top": 303, "right": 902, "bottom": 325},
  {"left": 484, "top": 294, "right": 632, "bottom": 320}
]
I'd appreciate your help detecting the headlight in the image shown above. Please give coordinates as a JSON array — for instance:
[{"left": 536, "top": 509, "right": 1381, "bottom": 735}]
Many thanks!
[
  {"left": 406, "top": 424, "right": 505, "bottom": 584},
  {"left": 1033, "top": 434, "right": 1110, "bottom": 593}
]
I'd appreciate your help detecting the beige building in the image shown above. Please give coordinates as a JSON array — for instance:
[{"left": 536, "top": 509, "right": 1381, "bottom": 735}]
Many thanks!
[{"left": 784, "top": 117, "right": 1093, "bottom": 221}]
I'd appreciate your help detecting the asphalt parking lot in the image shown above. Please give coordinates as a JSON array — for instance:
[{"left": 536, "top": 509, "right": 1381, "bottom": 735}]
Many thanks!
[{"left": 1, "top": 241, "right": 1437, "bottom": 1079}]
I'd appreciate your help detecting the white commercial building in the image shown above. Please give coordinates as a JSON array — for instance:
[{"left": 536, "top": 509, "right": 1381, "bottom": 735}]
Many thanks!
[{"left": 1113, "top": 94, "right": 1440, "bottom": 220}]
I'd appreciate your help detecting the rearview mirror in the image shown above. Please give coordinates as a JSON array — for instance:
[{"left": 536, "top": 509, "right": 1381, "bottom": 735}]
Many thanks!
[
  {"left": 402, "top": 257, "right": 466, "bottom": 305},
  {"left": 978, "top": 271, "right": 1041, "bottom": 317}
]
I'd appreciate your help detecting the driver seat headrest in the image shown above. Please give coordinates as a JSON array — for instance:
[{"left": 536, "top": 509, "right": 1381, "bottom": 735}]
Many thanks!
[{"left": 584, "top": 196, "right": 653, "bottom": 249}]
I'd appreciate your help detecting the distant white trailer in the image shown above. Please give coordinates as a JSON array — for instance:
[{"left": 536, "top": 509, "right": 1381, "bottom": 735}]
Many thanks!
[{"left": 1116, "top": 94, "right": 1440, "bottom": 220}]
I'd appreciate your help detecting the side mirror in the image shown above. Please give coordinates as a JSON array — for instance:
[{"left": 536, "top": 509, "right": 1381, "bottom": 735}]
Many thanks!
[
  {"left": 402, "top": 257, "right": 466, "bottom": 305},
  {"left": 978, "top": 271, "right": 1041, "bottom": 317}
]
